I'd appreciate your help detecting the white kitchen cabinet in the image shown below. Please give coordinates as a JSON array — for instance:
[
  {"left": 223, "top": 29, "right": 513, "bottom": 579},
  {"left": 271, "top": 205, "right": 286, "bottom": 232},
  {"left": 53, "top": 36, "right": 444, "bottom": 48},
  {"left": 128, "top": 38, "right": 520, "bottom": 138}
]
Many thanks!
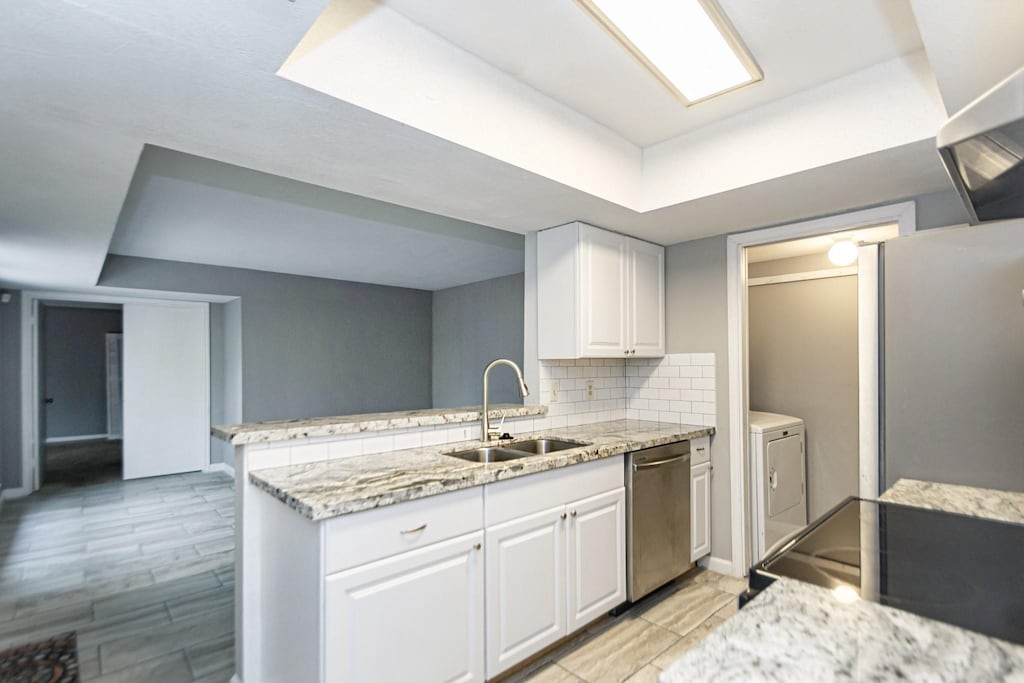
[
  {"left": 691, "top": 461, "right": 712, "bottom": 562},
  {"left": 485, "top": 457, "right": 626, "bottom": 677},
  {"left": 485, "top": 506, "right": 566, "bottom": 675},
  {"left": 567, "top": 488, "right": 626, "bottom": 632},
  {"left": 538, "top": 222, "right": 665, "bottom": 359},
  {"left": 325, "top": 531, "right": 485, "bottom": 683}
]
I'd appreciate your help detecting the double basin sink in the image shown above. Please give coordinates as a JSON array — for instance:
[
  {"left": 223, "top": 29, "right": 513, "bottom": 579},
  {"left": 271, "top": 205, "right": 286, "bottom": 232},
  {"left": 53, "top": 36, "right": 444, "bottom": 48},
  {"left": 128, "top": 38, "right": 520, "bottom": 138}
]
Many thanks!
[{"left": 445, "top": 438, "right": 589, "bottom": 464}]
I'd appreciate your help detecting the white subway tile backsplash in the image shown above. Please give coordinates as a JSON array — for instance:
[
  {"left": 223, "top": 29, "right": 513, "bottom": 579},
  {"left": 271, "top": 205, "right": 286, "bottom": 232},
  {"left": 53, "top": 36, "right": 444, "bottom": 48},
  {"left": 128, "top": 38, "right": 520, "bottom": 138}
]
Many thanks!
[
  {"left": 329, "top": 438, "right": 364, "bottom": 460},
  {"left": 625, "top": 352, "right": 716, "bottom": 427},
  {"left": 251, "top": 447, "right": 290, "bottom": 471},
  {"left": 362, "top": 434, "right": 394, "bottom": 455},
  {"left": 291, "top": 442, "right": 328, "bottom": 465},
  {"left": 392, "top": 430, "right": 423, "bottom": 451}
]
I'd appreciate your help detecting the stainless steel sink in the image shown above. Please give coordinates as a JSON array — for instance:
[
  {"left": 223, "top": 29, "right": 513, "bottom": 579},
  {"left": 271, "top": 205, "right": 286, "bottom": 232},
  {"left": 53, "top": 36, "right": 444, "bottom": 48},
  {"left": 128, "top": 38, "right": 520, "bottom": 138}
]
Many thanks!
[
  {"left": 445, "top": 447, "right": 538, "bottom": 463},
  {"left": 504, "top": 439, "right": 588, "bottom": 455}
]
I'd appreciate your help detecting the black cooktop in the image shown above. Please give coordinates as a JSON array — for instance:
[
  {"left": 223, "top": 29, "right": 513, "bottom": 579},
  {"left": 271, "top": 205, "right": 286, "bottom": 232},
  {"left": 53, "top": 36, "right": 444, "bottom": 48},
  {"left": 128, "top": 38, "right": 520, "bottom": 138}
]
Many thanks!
[{"left": 747, "top": 498, "right": 1024, "bottom": 645}]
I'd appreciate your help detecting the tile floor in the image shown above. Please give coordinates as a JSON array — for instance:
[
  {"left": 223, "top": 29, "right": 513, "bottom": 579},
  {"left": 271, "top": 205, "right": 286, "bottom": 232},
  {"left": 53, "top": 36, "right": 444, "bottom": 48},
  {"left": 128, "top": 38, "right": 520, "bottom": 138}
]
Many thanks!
[
  {"left": 0, "top": 464, "right": 235, "bottom": 682},
  {"left": 504, "top": 569, "right": 747, "bottom": 683},
  {"left": 1, "top": 456, "right": 742, "bottom": 683}
]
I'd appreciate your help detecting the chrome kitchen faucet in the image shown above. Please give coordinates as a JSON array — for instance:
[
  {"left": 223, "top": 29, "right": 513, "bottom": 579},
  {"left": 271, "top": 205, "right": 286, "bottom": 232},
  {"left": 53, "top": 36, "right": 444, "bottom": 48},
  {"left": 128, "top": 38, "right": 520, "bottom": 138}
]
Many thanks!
[{"left": 481, "top": 359, "right": 529, "bottom": 441}]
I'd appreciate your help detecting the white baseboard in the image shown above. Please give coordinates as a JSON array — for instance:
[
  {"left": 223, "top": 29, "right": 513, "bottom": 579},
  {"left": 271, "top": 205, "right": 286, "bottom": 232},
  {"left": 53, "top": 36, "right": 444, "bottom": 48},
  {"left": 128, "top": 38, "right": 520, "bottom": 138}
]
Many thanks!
[
  {"left": 205, "top": 462, "right": 235, "bottom": 479},
  {"left": 699, "top": 555, "right": 740, "bottom": 577},
  {"left": 0, "top": 486, "right": 31, "bottom": 501},
  {"left": 44, "top": 433, "right": 109, "bottom": 444}
]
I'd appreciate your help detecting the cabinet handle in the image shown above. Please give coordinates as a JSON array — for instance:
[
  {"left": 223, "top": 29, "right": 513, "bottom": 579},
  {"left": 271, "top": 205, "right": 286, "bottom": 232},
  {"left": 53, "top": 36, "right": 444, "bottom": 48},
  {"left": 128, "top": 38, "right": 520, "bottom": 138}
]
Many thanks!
[
  {"left": 561, "top": 512, "right": 567, "bottom": 520},
  {"left": 571, "top": 509, "right": 577, "bottom": 517},
  {"left": 400, "top": 523, "right": 427, "bottom": 534},
  {"left": 623, "top": 350, "right": 629, "bottom": 356},
  {"left": 473, "top": 543, "right": 481, "bottom": 551}
]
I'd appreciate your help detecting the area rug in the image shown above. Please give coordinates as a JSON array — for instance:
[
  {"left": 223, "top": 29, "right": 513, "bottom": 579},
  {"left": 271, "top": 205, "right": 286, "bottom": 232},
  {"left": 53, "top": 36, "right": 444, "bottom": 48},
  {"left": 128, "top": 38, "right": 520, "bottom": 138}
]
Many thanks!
[{"left": 0, "top": 632, "right": 79, "bottom": 683}]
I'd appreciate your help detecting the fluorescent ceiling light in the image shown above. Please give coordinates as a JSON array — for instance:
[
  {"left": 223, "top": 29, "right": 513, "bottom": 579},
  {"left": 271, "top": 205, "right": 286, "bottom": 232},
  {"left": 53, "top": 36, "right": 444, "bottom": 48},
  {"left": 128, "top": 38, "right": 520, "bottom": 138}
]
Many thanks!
[
  {"left": 828, "top": 240, "right": 858, "bottom": 266},
  {"left": 577, "top": 0, "right": 762, "bottom": 105}
]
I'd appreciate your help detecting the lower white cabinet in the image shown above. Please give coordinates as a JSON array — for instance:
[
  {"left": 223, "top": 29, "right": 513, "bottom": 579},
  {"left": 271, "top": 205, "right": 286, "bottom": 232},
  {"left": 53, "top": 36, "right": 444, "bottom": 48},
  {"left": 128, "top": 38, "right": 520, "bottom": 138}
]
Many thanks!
[
  {"left": 485, "top": 506, "right": 566, "bottom": 674},
  {"left": 691, "top": 461, "right": 712, "bottom": 561},
  {"left": 486, "top": 484, "right": 626, "bottom": 677},
  {"left": 567, "top": 488, "right": 626, "bottom": 632},
  {"left": 325, "top": 531, "right": 485, "bottom": 683},
  {"left": 252, "top": 457, "right": 626, "bottom": 683}
]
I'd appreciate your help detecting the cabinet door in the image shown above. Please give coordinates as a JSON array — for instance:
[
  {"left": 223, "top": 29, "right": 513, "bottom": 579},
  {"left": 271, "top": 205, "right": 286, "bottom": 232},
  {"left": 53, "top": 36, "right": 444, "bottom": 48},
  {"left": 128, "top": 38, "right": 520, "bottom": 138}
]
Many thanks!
[
  {"left": 567, "top": 487, "right": 626, "bottom": 632},
  {"left": 691, "top": 463, "right": 712, "bottom": 561},
  {"left": 578, "top": 225, "right": 629, "bottom": 357},
  {"left": 486, "top": 506, "right": 566, "bottom": 677},
  {"left": 325, "top": 531, "right": 485, "bottom": 683},
  {"left": 628, "top": 238, "right": 665, "bottom": 357}
]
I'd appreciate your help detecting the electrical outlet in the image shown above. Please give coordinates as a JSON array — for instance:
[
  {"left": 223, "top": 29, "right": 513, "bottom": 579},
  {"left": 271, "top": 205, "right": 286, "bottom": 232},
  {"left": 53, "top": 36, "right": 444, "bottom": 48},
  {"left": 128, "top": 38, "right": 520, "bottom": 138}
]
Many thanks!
[
  {"left": 586, "top": 380, "right": 595, "bottom": 400},
  {"left": 550, "top": 383, "right": 558, "bottom": 402}
]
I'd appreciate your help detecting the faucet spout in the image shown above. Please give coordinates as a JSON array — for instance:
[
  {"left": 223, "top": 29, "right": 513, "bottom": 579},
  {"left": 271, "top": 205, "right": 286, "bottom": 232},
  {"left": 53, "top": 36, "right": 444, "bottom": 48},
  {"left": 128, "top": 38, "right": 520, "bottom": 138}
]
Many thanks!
[{"left": 482, "top": 359, "right": 529, "bottom": 442}]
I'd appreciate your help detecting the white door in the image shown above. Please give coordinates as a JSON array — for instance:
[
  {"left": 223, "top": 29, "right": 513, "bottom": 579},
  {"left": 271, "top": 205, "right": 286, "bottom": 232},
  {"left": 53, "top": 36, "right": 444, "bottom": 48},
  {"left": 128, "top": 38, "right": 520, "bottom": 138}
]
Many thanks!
[
  {"left": 578, "top": 225, "right": 628, "bottom": 357},
  {"left": 486, "top": 506, "right": 566, "bottom": 677},
  {"left": 567, "top": 488, "right": 626, "bottom": 632},
  {"left": 628, "top": 238, "right": 665, "bottom": 357},
  {"left": 123, "top": 302, "right": 209, "bottom": 479},
  {"left": 324, "top": 531, "right": 485, "bottom": 683},
  {"left": 691, "top": 462, "right": 712, "bottom": 561}
]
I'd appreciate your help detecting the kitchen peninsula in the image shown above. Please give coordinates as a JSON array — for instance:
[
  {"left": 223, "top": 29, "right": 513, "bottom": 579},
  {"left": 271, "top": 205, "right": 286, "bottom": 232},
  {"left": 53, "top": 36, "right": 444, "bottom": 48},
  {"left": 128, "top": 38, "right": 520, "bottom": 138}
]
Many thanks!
[{"left": 216, "top": 405, "right": 713, "bottom": 683}]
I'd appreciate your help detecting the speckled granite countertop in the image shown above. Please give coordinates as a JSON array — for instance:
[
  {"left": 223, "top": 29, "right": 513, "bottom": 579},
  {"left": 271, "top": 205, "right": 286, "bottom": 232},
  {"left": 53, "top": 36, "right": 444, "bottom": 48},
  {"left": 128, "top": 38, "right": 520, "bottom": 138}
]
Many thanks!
[
  {"left": 659, "top": 577, "right": 1024, "bottom": 683},
  {"left": 660, "top": 479, "right": 1024, "bottom": 682},
  {"left": 881, "top": 479, "right": 1024, "bottom": 525},
  {"left": 213, "top": 403, "right": 547, "bottom": 445},
  {"left": 248, "top": 419, "right": 713, "bottom": 520}
]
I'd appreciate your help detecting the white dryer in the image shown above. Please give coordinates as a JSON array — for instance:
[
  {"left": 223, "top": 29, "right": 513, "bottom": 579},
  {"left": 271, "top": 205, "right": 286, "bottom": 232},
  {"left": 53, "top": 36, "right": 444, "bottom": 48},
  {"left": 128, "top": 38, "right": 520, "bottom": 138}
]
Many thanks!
[{"left": 749, "top": 411, "right": 807, "bottom": 562}]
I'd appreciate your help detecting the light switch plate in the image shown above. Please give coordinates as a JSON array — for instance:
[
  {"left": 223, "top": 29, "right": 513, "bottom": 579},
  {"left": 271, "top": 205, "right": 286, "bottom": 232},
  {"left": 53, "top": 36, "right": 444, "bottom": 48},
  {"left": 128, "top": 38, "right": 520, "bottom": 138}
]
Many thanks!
[{"left": 550, "top": 383, "right": 558, "bottom": 402}]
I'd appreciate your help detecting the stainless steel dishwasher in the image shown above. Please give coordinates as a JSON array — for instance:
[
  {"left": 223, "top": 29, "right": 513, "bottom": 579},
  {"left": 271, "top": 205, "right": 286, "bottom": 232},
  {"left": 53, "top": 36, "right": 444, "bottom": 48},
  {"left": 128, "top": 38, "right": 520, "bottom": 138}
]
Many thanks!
[{"left": 626, "top": 440, "right": 692, "bottom": 602}]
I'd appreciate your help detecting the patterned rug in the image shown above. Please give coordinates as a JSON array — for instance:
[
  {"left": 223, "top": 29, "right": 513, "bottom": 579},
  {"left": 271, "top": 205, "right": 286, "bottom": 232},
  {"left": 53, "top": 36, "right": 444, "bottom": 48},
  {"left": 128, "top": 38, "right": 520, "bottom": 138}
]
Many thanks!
[{"left": 0, "top": 632, "right": 79, "bottom": 683}]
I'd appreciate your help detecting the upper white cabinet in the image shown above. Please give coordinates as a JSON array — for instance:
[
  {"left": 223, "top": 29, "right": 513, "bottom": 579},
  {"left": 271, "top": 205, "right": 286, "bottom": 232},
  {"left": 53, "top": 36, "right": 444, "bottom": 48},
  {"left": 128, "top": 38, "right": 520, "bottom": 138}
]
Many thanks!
[{"left": 538, "top": 222, "right": 665, "bottom": 359}]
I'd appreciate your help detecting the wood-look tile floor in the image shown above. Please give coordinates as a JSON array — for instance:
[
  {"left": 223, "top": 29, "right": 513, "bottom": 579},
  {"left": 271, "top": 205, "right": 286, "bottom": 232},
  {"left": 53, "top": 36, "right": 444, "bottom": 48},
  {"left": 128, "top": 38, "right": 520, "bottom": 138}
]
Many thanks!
[
  {"left": 505, "top": 569, "right": 747, "bottom": 683},
  {"left": 0, "top": 467, "right": 235, "bottom": 682}
]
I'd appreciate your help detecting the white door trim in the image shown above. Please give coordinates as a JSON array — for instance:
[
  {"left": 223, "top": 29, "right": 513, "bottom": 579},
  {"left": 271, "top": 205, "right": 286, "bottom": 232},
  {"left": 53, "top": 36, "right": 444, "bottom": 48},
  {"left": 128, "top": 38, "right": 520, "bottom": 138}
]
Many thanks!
[
  {"left": 21, "top": 289, "right": 217, "bottom": 493},
  {"left": 725, "top": 201, "right": 915, "bottom": 576}
]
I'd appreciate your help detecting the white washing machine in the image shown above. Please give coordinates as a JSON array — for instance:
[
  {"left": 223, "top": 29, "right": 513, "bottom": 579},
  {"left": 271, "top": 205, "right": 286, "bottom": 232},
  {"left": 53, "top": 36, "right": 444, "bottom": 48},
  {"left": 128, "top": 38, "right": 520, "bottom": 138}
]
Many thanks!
[{"left": 749, "top": 411, "right": 807, "bottom": 561}]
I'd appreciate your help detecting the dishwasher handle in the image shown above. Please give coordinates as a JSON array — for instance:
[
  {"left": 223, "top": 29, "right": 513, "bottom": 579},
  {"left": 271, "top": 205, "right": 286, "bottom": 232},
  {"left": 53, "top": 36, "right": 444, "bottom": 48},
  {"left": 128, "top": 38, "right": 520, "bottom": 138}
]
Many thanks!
[{"left": 633, "top": 453, "right": 690, "bottom": 471}]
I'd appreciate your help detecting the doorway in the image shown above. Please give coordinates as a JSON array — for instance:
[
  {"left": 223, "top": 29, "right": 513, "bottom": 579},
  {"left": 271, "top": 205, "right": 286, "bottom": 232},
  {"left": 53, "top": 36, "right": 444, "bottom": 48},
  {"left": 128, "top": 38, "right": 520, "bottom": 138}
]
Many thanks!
[
  {"left": 39, "top": 302, "right": 124, "bottom": 487},
  {"left": 725, "top": 201, "right": 916, "bottom": 576},
  {"left": 22, "top": 293, "right": 212, "bottom": 493},
  {"left": 743, "top": 224, "right": 897, "bottom": 560}
]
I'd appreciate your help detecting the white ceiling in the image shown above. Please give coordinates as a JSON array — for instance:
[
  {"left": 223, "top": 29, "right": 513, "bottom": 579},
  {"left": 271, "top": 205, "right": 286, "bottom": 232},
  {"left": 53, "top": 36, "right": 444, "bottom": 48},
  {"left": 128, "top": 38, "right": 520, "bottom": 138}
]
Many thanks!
[
  {"left": 110, "top": 147, "right": 524, "bottom": 291},
  {"left": 380, "top": 0, "right": 924, "bottom": 146},
  {"left": 0, "top": 0, "right": 1021, "bottom": 291}
]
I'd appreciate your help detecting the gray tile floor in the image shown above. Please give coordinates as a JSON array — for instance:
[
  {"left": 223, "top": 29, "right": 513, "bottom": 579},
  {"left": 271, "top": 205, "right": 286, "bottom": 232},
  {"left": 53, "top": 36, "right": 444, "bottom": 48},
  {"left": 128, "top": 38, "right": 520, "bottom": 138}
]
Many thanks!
[
  {"left": 0, "top": 457, "right": 235, "bottom": 682},
  {"left": 504, "top": 569, "right": 746, "bottom": 683}
]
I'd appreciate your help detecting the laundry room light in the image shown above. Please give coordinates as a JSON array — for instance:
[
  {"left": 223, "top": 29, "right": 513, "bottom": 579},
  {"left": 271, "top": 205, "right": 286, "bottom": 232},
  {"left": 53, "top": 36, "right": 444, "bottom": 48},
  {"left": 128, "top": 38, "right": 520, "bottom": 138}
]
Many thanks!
[
  {"left": 827, "top": 240, "right": 858, "bottom": 267},
  {"left": 575, "top": 0, "right": 762, "bottom": 104}
]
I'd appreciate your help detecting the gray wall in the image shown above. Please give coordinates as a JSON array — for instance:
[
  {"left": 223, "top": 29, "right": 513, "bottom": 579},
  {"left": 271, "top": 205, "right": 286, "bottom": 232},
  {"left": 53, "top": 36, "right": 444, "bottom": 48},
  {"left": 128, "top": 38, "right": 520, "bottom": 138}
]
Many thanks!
[
  {"left": 41, "top": 306, "right": 123, "bottom": 439},
  {"left": 665, "top": 236, "right": 734, "bottom": 563},
  {"left": 100, "top": 256, "right": 434, "bottom": 423},
  {"left": 432, "top": 274, "right": 525, "bottom": 408},
  {"left": 884, "top": 218, "right": 1024, "bottom": 491},
  {"left": 748, "top": 275, "right": 860, "bottom": 519},
  {"left": 0, "top": 293, "right": 19, "bottom": 491}
]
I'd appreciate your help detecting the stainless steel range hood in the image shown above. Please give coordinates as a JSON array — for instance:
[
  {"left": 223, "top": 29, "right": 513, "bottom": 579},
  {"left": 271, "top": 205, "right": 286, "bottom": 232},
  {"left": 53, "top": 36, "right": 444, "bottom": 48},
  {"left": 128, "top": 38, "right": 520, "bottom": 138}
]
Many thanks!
[{"left": 937, "top": 65, "right": 1024, "bottom": 225}]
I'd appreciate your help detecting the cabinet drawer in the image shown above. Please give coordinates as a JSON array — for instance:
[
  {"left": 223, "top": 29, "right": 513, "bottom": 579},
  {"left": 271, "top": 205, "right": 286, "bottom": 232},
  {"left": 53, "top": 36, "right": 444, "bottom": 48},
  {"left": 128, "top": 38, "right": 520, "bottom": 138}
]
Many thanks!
[
  {"left": 325, "top": 487, "right": 484, "bottom": 574},
  {"left": 485, "top": 456, "right": 624, "bottom": 527},
  {"left": 691, "top": 436, "right": 711, "bottom": 466}
]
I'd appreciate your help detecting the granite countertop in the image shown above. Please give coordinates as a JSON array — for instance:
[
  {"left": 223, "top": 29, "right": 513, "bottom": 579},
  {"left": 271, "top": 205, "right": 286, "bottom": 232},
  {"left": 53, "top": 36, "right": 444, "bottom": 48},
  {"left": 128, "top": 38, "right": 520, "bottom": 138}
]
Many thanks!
[
  {"left": 880, "top": 478, "right": 1024, "bottom": 525},
  {"left": 660, "top": 479, "right": 1024, "bottom": 681},
  {"left": 213, "top": 403, "right": 547, "bottom": 445},
  {"left": 659, "top": 577, "right": 1024, "bottom": 683},
  {"left": 248, "top": 419, "right": 713, "bottom": 521}
]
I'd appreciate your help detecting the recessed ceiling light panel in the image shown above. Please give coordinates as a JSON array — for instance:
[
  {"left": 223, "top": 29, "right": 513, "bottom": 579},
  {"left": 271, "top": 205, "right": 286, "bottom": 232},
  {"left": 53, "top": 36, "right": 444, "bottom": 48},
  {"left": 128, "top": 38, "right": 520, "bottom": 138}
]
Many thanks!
[{"left": 576, "top": 0, "right": 762, "bottom": 105}]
